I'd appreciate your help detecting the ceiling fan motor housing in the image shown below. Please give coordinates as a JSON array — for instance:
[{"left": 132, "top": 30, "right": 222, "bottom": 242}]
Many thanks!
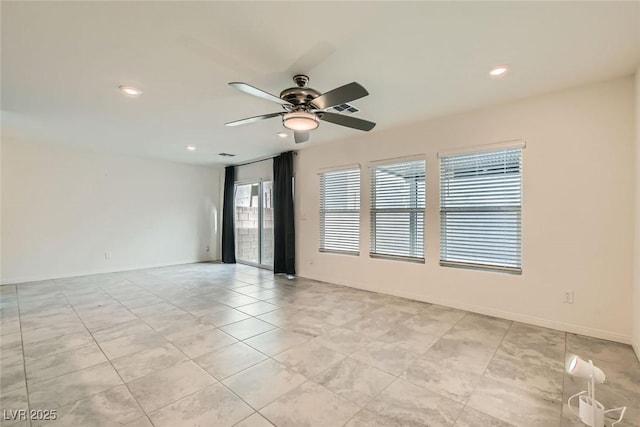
[
  {"left": 279, "top": 87, "right": 320, "bottom": 107},
  {"left": 279, "top": 75, "right": 320, "bottom": 107}
]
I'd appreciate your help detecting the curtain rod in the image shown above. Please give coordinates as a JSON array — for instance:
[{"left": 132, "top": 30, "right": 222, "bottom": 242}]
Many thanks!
[{"left": 232, "top": 151, "right": 297, "bottom": 168}]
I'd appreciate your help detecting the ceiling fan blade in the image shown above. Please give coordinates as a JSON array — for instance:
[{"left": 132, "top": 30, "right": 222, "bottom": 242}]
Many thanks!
[
  {"left": 225, "top": 112, "right": 282, "bottom": 127},
  {"left": 312, "top": 82, "right": 369, "bottom": 110},
  {"left": 319, "top": 112, "right": 376, "bottom": 131},
  {"left": 229, "top": 82, "right": 292, "bottom": 106},
  {"left": 294, "top": 131, "right": 310, "bottom": 144}
]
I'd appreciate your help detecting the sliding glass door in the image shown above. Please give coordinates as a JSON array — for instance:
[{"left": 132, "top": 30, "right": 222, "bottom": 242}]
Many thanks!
[
  {"left": 261, "top": 181, "right": 274, "bottom": 267},
  {"left": 234, "top": 180, "right": 273, "bottom": 267}
]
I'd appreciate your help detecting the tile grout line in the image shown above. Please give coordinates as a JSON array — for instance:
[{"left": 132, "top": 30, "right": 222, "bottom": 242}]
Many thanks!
[
  {"left": 215, "top": 330, "right": 336, "bottom": 420},
  {"left": 337, "top": 306, "right": 449, "bottom": 426},
  {"left": 196, "top": 289, "right": 366, "bottom": 424},
  {"left": 14, "top": 285, "right": 33, "bottom": 427},
  {"left": 9, "top": 265, "right": 602, "bottom": 427},
  {"left": 19, "top": 343, "right": 111, "bottom": 387},
  {"left": 395, "top": 312, "right": 515, "bottom": 426},
  {"left": 134, "top": 329, "right": 303, "bottom": 424},
  {"left": 98, "top": 274, "right": 302, "bottom": 425},
  {"left": 12, "top": 275, "right": 346, "bottom": 426},
  {"left": 459, "top": 318, "right": 513, "bottom": 424},
  {"left": 58, "top": 283, "right": 158, "bottom": 427},
  {"left": 96, "top": 279, "right": 218, "bottom": 426},
  {"left": 256, "top": 378, "right": 315, "bottom": 424},
  {"left": 338, "top": 351, "right": 403, "bottom": 427}
]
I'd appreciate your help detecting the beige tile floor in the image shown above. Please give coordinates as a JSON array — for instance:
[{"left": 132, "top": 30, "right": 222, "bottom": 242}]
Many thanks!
[{"left": 0, "top": 263, "right": 638, "bottom": 427}]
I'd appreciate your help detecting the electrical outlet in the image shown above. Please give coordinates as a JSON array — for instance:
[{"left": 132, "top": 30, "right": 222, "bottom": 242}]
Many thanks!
[
  {"left": 563, "top": 291, "right": 574, "bottom": 304},
  {"left": 205, "top": 245, "right": 210, "bottom": 252},
  {"left": 104, "top": 251, "right": 112, "bottom": 260}
]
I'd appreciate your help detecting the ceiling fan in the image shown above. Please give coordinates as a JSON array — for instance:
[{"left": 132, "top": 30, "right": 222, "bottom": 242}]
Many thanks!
[{"left": 225, "top": 75, "right": 376, "bottom": 144}]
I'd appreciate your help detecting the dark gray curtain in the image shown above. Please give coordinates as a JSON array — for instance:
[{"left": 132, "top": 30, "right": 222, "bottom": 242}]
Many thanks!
[
  {"left": 273, "top": 152, "right": 295, "bottom": 275},
  {"left": 221, "top": 166, "right": 236, "bottom": 264}
]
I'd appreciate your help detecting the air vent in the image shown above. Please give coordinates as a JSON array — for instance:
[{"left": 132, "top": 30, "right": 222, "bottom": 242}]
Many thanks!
[
  {"left": 326, "top": 103, "right": 359, "bottom": 114},
  {"left": 218, "top": 153, "right": 236, "bottom": 157}
]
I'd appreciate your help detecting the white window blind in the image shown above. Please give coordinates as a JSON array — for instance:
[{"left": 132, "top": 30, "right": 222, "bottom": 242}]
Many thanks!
[
  {"left": 440, "top": 148, "right": 522, "bottom": 274},
  {"left": 370, "top": 160, "right": 425, "bottom": 261},
  {"left": 319, "top": 168, "right": 360, "bottom": 254}
]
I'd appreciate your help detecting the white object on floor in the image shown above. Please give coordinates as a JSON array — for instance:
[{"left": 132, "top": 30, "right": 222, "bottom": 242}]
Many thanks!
[{"left": 566, "top": 355, "right": 626, "bottom": 427}]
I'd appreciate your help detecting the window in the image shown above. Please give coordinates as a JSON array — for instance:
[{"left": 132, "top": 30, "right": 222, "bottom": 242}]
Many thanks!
[
  {"left": 440, "top": 147, "right": 522, "bottom": 274},
  {"left": 319, "top": 168, "right": 360, "bottom": 254},
  {"left": 370, "top": 159, "right": 425, "bottom": 261}
]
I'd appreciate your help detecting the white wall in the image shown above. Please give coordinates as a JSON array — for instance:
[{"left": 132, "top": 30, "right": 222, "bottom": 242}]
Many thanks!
[
  {"left": 296, "top": 76, "right": 635, "bottom": 343},
  {"left": 1, "top": 137, "right": 221, "bottom": 284},
  {"left": 634, "top": 68, "right": 640, "bottom": 359}
]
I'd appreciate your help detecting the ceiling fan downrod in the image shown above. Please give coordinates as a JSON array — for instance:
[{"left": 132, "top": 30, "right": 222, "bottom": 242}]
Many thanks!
[{"left": 292, "top": 74, "right": 309, "bottom": 87}]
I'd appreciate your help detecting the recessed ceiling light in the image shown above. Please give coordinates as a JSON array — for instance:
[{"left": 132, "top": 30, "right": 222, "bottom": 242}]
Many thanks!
[
  {"left": 489, "top": 65, "right": 509, "bottom": 77},
  {"left": 119, "top": 85, "right": 142, "bottom": 97},
  {"left": 185, "top": 145, "right": 196, "bottom": 151},
  {"left": 277, "top": 132, "right": 288, "bottom": 138}
]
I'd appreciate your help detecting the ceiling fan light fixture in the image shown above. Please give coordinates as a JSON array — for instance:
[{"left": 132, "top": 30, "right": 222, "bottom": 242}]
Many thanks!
[{"left": 282, "top": 111, "right": 319, "bottom": 131}]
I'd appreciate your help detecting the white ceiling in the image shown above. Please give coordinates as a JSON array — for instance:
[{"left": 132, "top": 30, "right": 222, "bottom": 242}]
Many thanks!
[{"left": 2, "top": 1, "right": 639, "bottom": 165}]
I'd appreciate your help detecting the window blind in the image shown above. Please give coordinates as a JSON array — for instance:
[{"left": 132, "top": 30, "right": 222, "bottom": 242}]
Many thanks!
[
  {"left": 440, "top": 148, "right": 522, "bottom": 273},
  {"left": 370, "top": 160, "right": 425, "bottom": 261},
  {"left": 319, "top": 168, "right": 360, "bottom": 254}
]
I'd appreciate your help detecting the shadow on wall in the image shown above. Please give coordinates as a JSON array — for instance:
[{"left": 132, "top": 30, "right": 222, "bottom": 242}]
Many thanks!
[{"left": 197, "top": 196, "right": 218, "bottom": 261}]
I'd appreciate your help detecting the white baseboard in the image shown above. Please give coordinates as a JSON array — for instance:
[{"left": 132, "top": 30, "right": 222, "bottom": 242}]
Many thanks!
[
  {"left": 1, "top": 258, "right": 217, "bottom": 285},
  {"left": 300, "top": 272, "right": 633, "bottom": 345}
]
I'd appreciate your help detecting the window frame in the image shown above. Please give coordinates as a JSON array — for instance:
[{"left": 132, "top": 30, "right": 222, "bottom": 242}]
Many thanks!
[
  {"left": 439, "top": 146, "right": 523, "bottom": 274},
  {"left": 318, "top": 166, "right": 361, "bottom": 256},
  {"left": 369, "top": 158, "right": 426, "bottom": 263}
]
